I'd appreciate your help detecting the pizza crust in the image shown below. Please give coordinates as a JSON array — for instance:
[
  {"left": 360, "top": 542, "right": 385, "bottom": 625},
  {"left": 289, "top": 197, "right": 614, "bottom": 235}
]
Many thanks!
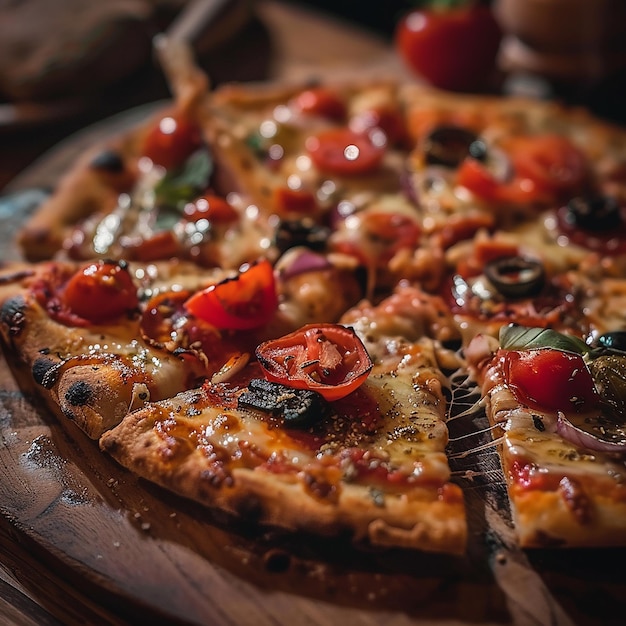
[
  {"left": 0, "top": 260, "right": 214, "bottom": 438},
  {"left": 100, "top": 387, "right": 467, "bottom": 554},
  {"left": 508, "top": 484, "right": 626, "bottom": 549}
]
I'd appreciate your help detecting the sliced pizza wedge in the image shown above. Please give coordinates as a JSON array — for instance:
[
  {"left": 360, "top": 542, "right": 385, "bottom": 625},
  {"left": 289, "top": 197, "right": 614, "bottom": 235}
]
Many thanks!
[
  {"left": 466, "top": 324, "right": 626, "bottom": 548},
  {"left": 100, "top": 289, "right": 468, "bottom": 553},
  {"left": 0, "top": 259, "right": 230, "bottom": 437}
]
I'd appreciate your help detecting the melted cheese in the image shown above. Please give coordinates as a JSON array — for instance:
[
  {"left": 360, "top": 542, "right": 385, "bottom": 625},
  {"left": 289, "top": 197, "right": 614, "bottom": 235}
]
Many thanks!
[{"left": 482, "top": 353, "right": 626, "bottom": 484}]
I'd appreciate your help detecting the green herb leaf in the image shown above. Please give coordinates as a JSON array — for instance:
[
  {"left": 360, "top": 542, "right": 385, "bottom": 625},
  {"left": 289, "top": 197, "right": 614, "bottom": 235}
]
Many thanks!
[
  {"left": 499, "top": 324, "right": 590, "bottom": 354},
  {"left": 154, "top": 149, "right": 213, "bottom": 210}
]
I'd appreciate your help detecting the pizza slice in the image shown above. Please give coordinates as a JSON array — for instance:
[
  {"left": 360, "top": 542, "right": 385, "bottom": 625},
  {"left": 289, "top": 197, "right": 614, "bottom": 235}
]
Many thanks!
[
  {"left": 100, "top": 286, "right": 467, "bottom": 553},
  {"left": 0, "top": 251, "right": 468, "bottom": 553},
  {"left": 0, "top": 258, "right": 234, "bottom": 437},
  {"left": 466, "top": 324, "right": 626, "bottom": 548}
]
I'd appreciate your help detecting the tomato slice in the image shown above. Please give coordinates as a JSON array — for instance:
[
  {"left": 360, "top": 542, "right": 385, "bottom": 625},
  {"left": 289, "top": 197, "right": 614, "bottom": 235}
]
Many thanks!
[
  {"left": 142, "top": 109, "right": 202, "bottom": 170},
  {"left": 306, "top": 128, "right": 386, "bottom": 176},
  {"left": 350, "top": 106, "right": 408, "bottom": 147},
  {"left": 141, "top": 290, "right": 191, "bottom": 345},
  {"left": 332, "top": 211, "right": 421, "bottom": 268},
  {"left": 256, "top": 324, "right": 373, "bottom": 401},
  {"left": 272, "top": 186, "right": 318, "bottom": 214},
  {"left": 60, "top": 260, "right": 139, "bottom": 324},
  {"left": 509, "top": 135, "right": 588, "bottom": 198},
  {"left": 184, "top": 259, "right": 278, "bottom": 330},
  {"left": 457, "top": 156, "right": 550, "bottom": 205},
  {"left": 503, "top": 348, "right": 599, "bottom": 414},
  {"left": 454, "top": 237, "right": 519, "bottom": 279},
  {"left": 458, "top": 134, "right": 588, "bottom": 205},
  {"left": 182, "top": 194, "right": 239, "bottom": 223},
  {"left": 293, "top": 87, "right": 347, "bottom": 121}
]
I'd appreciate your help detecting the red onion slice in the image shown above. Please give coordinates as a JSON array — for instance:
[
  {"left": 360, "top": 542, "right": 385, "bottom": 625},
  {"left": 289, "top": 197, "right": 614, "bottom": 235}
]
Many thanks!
[
  {"left": 280, "top": 250, "right": 332, "bottom": 280},
  {"left": 556, "top": 413, "right": 626, "bottom": 453}
]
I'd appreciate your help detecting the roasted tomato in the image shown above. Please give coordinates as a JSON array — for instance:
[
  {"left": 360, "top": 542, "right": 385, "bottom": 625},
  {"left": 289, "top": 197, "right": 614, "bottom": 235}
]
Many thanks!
[
  {"left": 458, "top": 134, "right": 589, "bottom": 205},
  {"left": 256, "top": 324, "right": 373, "bottom": 401},
  {"left": 141, "top": 290, "right": 191, "bottom": 345},
  {"left": 128, "top": 231, "right": 181, "bottom": 263},
  {"left": 453, "top": 237, "right": 519, "bottom": 278},
  {"left": 395, "top": 1, "right": 502, "bottom": 92},
  {"left": 61, "top": 260, "right": 139, "bottom": 324},
  {"left": 272, "top": 187, "right": 318, "bottom": 215},
  {"left": 142, "top": 109, "right": 202, "bottom": 170},
  {"left": 182, "top": 194, "right": 239, "bottom": 224},
  {"left": 306, "top": 128, "right": 386, "bottom": 176},
  {"left": 184, "top": 259, "right": 278, "bottom": 330},
  {"left": 293, "top": 87, "right": 347, "bottom": 121},
  {"left": 350, "top": 106, "right": 409, "bottom": 147},
  {"left": 503, "top": 348, "right": 599, "bottom": 414},
  {"left": 332, "top": 211, "right": 421, "bottom": 267}
]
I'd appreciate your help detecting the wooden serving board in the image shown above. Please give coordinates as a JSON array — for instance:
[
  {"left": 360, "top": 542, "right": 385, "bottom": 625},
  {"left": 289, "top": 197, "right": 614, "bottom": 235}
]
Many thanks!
[{"left": 1, "top": 3, "right": 626, "bottom": 624}]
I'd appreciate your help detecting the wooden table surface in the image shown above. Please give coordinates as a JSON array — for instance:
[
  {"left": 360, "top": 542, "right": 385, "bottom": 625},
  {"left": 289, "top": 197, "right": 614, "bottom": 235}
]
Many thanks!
[{"left": 1, "top": 3, "right": 626, "bottom": 625}]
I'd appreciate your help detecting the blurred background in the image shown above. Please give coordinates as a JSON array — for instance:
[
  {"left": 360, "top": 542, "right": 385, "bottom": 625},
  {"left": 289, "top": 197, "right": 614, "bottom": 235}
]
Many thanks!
[{"left": 1, "top": 0, "right": 625, "bottom": 191}]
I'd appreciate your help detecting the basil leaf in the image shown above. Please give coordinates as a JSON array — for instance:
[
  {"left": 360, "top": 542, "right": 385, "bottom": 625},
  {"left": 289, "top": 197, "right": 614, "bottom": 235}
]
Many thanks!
[
  {"left": 499, "top": 324, "right": 589, "bottom": 354},
  {"left": 154, "top": 206, "right": 182, "bottom": 232},
  {"left": 154, "top": 149, "right": 213, "bottom": 210}
]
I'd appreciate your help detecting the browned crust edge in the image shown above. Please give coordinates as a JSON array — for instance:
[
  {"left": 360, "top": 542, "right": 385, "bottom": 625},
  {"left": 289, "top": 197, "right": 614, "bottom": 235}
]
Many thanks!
[{"left": 99, "top": 406, "right": 467, "bottom": 554}]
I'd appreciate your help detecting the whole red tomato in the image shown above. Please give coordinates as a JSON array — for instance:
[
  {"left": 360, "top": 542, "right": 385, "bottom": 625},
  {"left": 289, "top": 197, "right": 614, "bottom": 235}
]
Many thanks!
[{"left": 395, "top": 1, "right": 502, "bottom": 92}]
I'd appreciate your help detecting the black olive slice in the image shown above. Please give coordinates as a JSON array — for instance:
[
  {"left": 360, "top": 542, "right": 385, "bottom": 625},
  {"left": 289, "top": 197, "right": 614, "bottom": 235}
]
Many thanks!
[
  {"left": 564, "top": 196, "right": 622, "bottom": 231},
  {"left": 274, "top": 218, "right": 331, "bottom": 254},
  {"left": 598, "top": 331, "right": 626, "bottom": 353},
  {"left": 237, "top": 378, "right": 330, "bottom": 428},
  {"left": 89, "top": 149, "right": 125, "bottom": 173},
  {"left": 484, "top": 256, "right": 545, "bottom": 299},
  {"left": 589, "top": 354, "right": 626, "bottom": 418},
  {"left": 423, "top": 126, "right": 485, "bottom": 168}
]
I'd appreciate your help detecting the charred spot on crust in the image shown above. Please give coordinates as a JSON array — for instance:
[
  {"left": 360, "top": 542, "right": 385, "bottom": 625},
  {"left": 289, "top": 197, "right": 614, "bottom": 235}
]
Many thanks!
[
  {"left": 263, "top": 549, "right": 292, "bottom": 573},
  {"left": 32, "top": 356, "right": 60, "bottom": 389},
  {"left": 231, "top": 492, "right": 265, "bottom": 523},
  {"left": 532, "top": 415, "right": 545, "bottom": 432},
  {"left": 99, "top": 437, "right": 116, "bottom": 453},
  {"left": 65, "top": 380, "right": 92, "bottom": 406},
  {"left": 0, "top": 295, "right": 26, "bottom": 335}
]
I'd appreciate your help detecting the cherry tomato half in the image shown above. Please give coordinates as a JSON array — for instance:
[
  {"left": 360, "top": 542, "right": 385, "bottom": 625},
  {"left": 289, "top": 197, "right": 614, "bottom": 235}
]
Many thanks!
[
  {"left": 256, "top": 324, "right": 373, "bottom": 401},
  {"left": 395, "top": 4, "right": 502, "bottom": 92},
  {"left": 306, "top": 128, "right": 386, "bottom": 176},
  {"left": 142, "top": 109, "right": 202, "bottom": 170},
  {"left": 503, "top": 348, "right": 599, "bottom": 414},
  {"left": 61, "top": 260, "right": 139, "bottom": 324},
  {"left": 184, "top": 259, "right": 278, "bottom": 330}
]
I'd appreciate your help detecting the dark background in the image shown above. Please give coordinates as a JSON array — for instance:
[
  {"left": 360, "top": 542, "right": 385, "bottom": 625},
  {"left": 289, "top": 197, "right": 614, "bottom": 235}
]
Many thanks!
[
  {"left": 295, "top": 0, "right": 626, "bottom": 126},
  {"left": 2, "top": 0, "right": 625, "bottom": 192}
]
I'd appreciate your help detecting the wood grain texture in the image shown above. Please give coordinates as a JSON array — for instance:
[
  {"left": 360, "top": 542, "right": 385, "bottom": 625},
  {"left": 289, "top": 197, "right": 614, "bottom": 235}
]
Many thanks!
[{"left": 1, "top": 2, "right": 626, "bottom": 625}]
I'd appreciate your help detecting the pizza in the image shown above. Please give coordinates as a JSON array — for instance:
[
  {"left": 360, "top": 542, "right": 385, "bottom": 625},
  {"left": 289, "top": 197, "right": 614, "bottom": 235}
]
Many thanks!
[{"left": 2, "top": 38, "right": 626, "bottom": 553}]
